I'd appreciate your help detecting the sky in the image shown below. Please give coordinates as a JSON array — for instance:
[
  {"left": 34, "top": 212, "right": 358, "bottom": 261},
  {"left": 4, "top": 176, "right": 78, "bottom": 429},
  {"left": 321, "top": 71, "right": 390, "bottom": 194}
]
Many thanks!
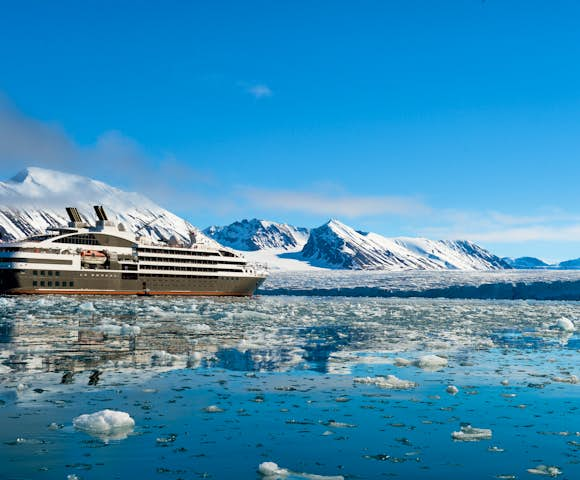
[{"left": 1, "top": 1, "right": 580, "bottom": 261}]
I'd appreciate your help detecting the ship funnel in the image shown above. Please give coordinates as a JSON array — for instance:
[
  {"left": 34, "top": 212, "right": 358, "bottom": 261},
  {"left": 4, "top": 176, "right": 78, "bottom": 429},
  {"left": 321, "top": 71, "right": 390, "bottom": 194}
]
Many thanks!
[
  {"left": 66, "top": 207, "right": 82, "bottom": 223},
  {"left": 65, "top": 207, "right": 89, "bottom": 228},
  {"left": 93, "top": 205, "right": 109, "bottom": 221}
]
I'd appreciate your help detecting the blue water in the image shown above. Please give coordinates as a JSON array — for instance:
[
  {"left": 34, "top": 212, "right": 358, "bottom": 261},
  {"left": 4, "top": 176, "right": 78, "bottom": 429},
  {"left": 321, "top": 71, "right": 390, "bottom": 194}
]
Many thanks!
[{"left": 0, "top": 295, "right": 578, "bottom": 479}]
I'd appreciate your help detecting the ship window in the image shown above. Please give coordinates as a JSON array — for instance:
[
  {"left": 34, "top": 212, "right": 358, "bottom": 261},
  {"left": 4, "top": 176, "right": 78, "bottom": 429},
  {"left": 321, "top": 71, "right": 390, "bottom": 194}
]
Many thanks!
[
  {"left": 41, "top": 271, "right": 46, "bottom": 275},
  {"left": 40, "top": 281, "right": 45, "bottom": 286},
  {"left": 55, "top": 281, "right": 60, "bottom": 287},
  {"left": 33, "top": 281, "right": 37, "bottom": 286},
  {"left": 48, "top": 271, "right": 53, "bottom": 276},
  {"left": 55, "top": 271, "right": 60, "bottom": 277},
  {"left": 54, "top": 233, "right": 99, "bottom": 245},
  {"left": 69, "top": 281, "right": 74, "bottom": 287},
  {"left": 48, "top": 281, "right": 52, "bottom": 287},
  {"left": 33, "top": 270, "right": 38, "bottom": 275}
]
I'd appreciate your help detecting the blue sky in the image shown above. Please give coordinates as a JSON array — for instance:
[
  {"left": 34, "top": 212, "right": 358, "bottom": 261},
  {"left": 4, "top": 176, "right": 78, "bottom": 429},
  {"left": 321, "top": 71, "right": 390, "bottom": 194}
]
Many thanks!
[{"left": 1, "top": 1, "right": 580, "bottom": 260}]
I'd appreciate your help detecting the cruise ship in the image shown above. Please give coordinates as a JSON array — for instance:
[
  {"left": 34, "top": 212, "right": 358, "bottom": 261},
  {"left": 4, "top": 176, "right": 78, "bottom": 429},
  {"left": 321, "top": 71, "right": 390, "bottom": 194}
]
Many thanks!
[{"left": 0, "top": 206, "right": 267, "bottom": 296}]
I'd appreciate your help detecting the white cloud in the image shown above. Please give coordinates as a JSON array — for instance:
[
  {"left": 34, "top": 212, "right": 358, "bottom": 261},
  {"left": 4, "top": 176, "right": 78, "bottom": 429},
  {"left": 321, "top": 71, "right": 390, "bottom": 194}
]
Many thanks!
[
  {"left": 239, "top": 187, "right": 430, "bottom": 218},
  {"left": 247, "top": 84, "right": 272, "bottom": 99},
  {"left": 0, "top": 95, "right": 212, "bottom": 213}
]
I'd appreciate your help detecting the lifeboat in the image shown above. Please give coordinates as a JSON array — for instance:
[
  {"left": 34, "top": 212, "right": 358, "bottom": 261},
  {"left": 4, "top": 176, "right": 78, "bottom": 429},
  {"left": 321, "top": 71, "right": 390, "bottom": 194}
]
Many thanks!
[{"left": 81, "top": 250, "right": 107, "bottom": 266}]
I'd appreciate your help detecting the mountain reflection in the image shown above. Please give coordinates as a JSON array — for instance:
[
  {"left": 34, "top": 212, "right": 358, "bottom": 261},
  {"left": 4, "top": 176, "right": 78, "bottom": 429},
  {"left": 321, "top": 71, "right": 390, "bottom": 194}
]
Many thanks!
[
  {"left": 0, "top": 310, "right": 381, "bottom": 380},
  {"left": 0, "top": 295, "right": 577, "bottom": 387}
]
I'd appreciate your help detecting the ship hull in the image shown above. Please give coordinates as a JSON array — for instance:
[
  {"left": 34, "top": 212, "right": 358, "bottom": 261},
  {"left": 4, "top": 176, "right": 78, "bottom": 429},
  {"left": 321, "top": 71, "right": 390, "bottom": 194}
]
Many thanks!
[{"left": 0, "top": 269, "right": 266, "bottom": 296}]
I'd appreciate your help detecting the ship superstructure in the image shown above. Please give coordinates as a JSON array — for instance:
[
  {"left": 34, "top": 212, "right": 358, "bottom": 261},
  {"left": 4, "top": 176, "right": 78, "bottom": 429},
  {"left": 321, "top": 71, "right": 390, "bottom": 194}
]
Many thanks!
[{"left": 0, "top": 206, "right": 267, "bottom": 295}]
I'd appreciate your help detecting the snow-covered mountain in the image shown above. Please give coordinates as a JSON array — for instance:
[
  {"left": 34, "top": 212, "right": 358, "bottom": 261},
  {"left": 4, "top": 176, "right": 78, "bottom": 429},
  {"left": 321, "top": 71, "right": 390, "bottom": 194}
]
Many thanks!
[
  {"left": 502, "top": 257, "right": 550, "bottom": 269},
  {"left": 300, "top": 219, "right": 510, "bottom": 271},
  {"left": 204, "top": 219, "right": 309, "bottom": 251},
  {"left": 0, "top": 167, "right": 217, "bottom": 246}
]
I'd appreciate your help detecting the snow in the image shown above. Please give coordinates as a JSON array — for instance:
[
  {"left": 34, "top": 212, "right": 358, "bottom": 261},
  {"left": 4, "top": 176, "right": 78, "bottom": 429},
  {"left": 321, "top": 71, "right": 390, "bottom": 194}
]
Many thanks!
[
  {"left": 73, "top": 409, "right": 135, "bottom": 433},
  {"left": 354, "top": 375, "right": 417, "bottom": 390},
  {"left": 451, "top": 425, "right": 493, "bottom": 441},
  {"left": 215, "top": 218, "right": 510, "bottom": 272},
  {"left": 298, "top": 219, "right": 508, "bottom": 271},
  {"left": 205, "top": 218, "right": 308, "bottom": 251},
  {"left": 0, "top": 167, "right": 218, "bottom": 246}
]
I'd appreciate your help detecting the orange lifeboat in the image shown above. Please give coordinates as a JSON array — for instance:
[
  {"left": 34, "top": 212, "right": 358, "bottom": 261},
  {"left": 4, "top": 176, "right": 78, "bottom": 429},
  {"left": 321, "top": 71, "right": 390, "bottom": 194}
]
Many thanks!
[{"left": 81, "top": 250, "right": 107, "bottom": 266}]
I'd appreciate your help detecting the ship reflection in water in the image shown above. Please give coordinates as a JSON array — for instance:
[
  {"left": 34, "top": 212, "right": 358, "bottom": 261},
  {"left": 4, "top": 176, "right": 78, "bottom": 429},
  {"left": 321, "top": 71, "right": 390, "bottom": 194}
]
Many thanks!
[{"left": 0, "top": 295, "right": 578, "bottom": 479}]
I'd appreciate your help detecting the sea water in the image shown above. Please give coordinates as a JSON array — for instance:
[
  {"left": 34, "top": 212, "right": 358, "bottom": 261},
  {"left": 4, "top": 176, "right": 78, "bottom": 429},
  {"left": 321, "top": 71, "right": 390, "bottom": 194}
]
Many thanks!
[{"left": 0, "top": 291, "right": 578, "bottom": 479}]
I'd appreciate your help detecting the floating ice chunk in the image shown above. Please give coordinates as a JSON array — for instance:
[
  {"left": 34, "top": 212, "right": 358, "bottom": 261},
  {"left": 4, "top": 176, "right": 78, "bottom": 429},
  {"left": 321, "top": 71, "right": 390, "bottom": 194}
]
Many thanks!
[
  {"left": 451, "top": 425, "right": 492, "bottom": 441},
  {"left": 258, "top": 461, "right": 344, "bottom": 480},
  {"left": 67, "top": 475, "right": 80, "bottom": 480},
  {"left": 415, "top": 354, "right": 448, "bottom": 370},
  {"left": 500, "top": 379, "right": 509, "bottom": 386},
  {"left": 554, "top": 317, "right": 575, "bottom": 332},
  {"left": 78, "top": 302, "right": 96, "bottom": 313},
  {"left": 259, "top": 462, "right": 290, "bottom": 477},
  {"left": 488, "top": 446, "right": 504, "bottom": 452},
  {"left": 394, "top": 357, "right": 412, "bottom": 366},
  {"left": 325, "top": 420, "right": 357, "bottom": 428},
  {"left": 446, "top": 385, "right": 459, "bottom": 395},
  {"left": 203, "top": 405, "right": 224, "bottom": 413},
  {"left": 73, "top": 409, "right": 134, "bottom": 431},
  {"left": 73, "top": 409, "right": 135, "bottom": 435},
  {"left": 354, "top": 375, "right": 417, "bottom": 390},
  {"left": 551, "top": 375, "right": 578, "bottom": 384},
  {"left": 527, "top": 465, "right": 562, "bottom": 476}
]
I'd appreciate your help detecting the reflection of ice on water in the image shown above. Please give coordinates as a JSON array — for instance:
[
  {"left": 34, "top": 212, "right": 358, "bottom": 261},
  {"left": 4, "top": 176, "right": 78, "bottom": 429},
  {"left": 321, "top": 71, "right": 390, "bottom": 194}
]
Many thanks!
[
  {"left": 0, "top": 296, "right": 578, "bottom": 384},
  {"left": 0, "top": 294, "right": 578, "bottom": 479}
]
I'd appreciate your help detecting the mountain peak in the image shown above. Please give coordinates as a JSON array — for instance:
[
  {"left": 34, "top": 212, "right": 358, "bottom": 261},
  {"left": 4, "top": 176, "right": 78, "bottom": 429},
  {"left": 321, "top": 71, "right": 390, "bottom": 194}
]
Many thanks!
[
  {"left": 11, "top": 166, "right": 78, "bottom": 184},
  {"left": 300, "top": 219, "right": 509, "bottom": 271},
  {"left": 204, "top": 218, "right": 308, "bottom": 251},
  {"left": 0, "top": 167, "right": 217, "bottom": 247}
]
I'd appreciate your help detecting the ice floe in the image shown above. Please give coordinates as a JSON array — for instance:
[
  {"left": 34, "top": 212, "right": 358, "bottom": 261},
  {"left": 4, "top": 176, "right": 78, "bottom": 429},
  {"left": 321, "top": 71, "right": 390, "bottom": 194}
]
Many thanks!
[
  {"left": 451, "top": 425, "right": 493, "bottom": 441},
  {"left": 551, "top": 375, "right": 578, "bottom": 384},
  {"left": 203, "top": 405, "right": 224, "bottom": 413},
  {"left": 78, "top": 302, "right": 96, "bottom": 313},
  {"left": 258, "top": 461, "right": 344, "bottom": 480},
  {"left": 415, "top": 354, "right": 448, "bottom": 370},
  {"left": 354, "top": 375, "right": 417, "bottom": 389},
  {"left": 73, "top": 409, "right": 135, "bottom": 440},
  {"left": 526, "top": 465, "right": 562, "bottom": 476},
  {"left": 554, "top": 317, "right": 575, "bottom": 332},
  {"left": 446, "top": 385, "right": 459, "bottom": 395}
]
